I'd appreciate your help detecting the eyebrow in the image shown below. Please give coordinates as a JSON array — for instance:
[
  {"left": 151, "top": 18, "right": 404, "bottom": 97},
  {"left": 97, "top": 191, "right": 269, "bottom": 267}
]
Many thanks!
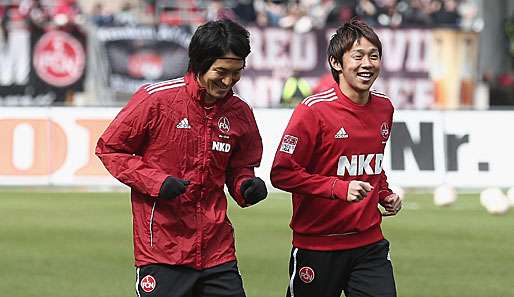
[
  {"left": 350, "top": 48, "right": 379, "bottom": 54},
  {"left": 214, "top": 66, "right": 245, "bottom": 71}
]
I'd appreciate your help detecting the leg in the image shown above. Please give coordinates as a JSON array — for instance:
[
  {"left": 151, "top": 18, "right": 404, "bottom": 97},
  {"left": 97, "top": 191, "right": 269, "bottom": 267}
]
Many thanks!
[
  {"left": 136, "top": 264, "right": 198, "bottom": 297},
  {"left": 286, "top": 247, "right": 345, "bottom": 297},
  {"left": 344, "top": 239, "right": 397, "bottom": 297},
  {"left": 193, "top": 261, "right": 246, "bottom": 297}
]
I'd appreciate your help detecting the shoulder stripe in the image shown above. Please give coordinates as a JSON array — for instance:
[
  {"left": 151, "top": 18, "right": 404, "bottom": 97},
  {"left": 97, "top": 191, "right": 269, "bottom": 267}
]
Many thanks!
[
  {"left": 302, "top": 91, "right": 337, "bottom": 106},
  {"left": 144, "top": 77, "right": 185, "bottom": 92},
  {"left": 301, "top": 88, "right": 335, "bottom": 105},
  {"left": 233, "top": 93, "right": 253, "bottom": 110},
  {"left": 371, "top": 90, "right": 390, "bottom": 100},
  {"left": 306, "top": 96, "right": 338, "bottom": 107},
  {"left": 147, "top": 82, "right": 186, "bottom": 94}
]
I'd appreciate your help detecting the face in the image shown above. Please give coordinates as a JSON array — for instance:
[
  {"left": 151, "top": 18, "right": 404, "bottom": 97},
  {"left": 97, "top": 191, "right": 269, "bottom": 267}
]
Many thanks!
[
  {"left": 332, "top": 37, "right": 381, "bottom": 95},
  {"left": 198, "top": 52, "right": 245, "bottom": 102}
]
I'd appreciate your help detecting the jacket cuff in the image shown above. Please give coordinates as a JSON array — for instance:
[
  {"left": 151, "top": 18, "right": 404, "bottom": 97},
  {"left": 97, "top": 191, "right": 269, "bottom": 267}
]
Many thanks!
[
  {"left": 235, "top": 175, "right": 254, "bottom": 206},
  {"left": 378, "top": 189, "right": 393, "bottom": 203},
  {"left": 151, "top": 173, "right": 170, "bottom": 198},
  {"left": 331, "top": 178, "right": 349, "bottom": 200}
]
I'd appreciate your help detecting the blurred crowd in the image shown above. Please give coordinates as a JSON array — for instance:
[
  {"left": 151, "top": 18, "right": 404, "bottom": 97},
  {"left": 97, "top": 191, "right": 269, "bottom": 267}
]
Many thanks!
[
  {"left": 3, "top": 0, "right": 513, "bottom": 108},
  {"left": 1, "top": 0, "right": 83, "bottom": 33},
  {"left": 0, "top": 0, "right": 483, "bottom": 32},
  {"left": 139, "top": 0, "right": 483, "bottom": 32}
]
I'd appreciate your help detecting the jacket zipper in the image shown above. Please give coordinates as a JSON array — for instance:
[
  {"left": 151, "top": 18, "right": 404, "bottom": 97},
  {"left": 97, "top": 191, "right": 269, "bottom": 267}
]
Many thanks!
[
  {"left": 196, "top": 110, "right": 211, "bottom": 267},
  {"left": 149, "top": 200, "right": 157, "bottom": 247}
]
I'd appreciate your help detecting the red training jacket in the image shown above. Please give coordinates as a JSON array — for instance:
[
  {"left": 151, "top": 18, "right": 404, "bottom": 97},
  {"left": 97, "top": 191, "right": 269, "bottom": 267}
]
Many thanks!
[
  {"left": 96, "top": 72, "right": 263, "bottom": 269},
  {"left": 271, "top": 83, "right": 394, "bottom": 251}
]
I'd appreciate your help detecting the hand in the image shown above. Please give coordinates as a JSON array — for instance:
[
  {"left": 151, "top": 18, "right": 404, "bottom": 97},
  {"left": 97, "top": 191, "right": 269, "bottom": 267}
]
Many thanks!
[
  {"left": 347, "top": 181, "right": 373, "bottom": 202},
  {"left": 240, "top": 177, "right": 268, "bottom": 205},
  {"left": 159, "top": 176, "right": 190, "bottom": 200},
  {"left": 380, "top": 193, "right": 402, "bottom": 216}
]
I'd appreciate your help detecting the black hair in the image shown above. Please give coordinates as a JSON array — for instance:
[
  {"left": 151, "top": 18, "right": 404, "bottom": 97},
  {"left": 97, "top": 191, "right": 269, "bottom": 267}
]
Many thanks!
[
  {"left": 327, "top": 18, "right": 382, "bottom": 83},
  {"left": 188, "top": 19, "right": 251, "bottom": 75}
]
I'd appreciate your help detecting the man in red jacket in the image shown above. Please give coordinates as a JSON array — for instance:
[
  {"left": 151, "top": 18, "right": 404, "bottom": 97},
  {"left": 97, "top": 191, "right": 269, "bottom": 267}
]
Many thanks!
[
  {"left": 96, "top": 19, "right": 267, "bottom": 297},
  {"left": 271, "top": 19, "right": 402, "bottom": 297}
]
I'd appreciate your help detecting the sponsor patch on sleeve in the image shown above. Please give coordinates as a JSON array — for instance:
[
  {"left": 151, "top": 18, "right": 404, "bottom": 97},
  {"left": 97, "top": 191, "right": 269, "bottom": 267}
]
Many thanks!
[{"left": 279, "top": 135, "right": 299, "bottom": 154}]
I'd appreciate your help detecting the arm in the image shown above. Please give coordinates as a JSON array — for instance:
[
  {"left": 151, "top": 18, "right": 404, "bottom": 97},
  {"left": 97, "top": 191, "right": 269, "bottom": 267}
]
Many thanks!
[
  {"left": 378, "top": 170, "right": 393, "bottom": 204},
  {"left": 95, "top": 88, "right": 168, "bottom": 197},
  {"left": 270, "top": 104, "right": 349, "bottom": 200},
  {"left": 225, "top": 110, "right": 266, "bottom": 207},
  {"left": 378, "top": 109, "right": 401, "bottom": 215}
]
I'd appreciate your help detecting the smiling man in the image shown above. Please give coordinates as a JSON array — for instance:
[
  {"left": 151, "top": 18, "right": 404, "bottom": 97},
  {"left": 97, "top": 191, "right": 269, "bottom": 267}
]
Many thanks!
[
  {"left": 96, "top": 19, "right": 267, "bottom": 297},
  {"left": 271, "top": 19, "right": 401, "bottom": 297}
]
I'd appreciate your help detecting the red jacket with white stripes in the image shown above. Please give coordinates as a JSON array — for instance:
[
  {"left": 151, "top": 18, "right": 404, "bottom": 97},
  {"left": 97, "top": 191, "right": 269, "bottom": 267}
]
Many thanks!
[
  {"left": 271, "top": 82, "right": 394, "bottom": 251},
  {"left": 96, "top": 72, "right": 263, "bottom": 269}
]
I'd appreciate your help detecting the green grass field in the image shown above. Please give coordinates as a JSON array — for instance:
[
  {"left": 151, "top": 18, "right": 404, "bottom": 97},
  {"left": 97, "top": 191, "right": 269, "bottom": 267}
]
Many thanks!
[{"left": 1, "top": 190, "right": 513, "bottom": 297}]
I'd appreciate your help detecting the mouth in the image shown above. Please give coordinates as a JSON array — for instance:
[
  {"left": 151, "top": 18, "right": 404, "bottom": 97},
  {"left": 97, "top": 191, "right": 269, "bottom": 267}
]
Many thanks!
[
  {"left": 357, "top": 72, "right": 374, "bottom": 82},
  {"left": 214, "top": 83, "right": 230, "bottom": 92}
]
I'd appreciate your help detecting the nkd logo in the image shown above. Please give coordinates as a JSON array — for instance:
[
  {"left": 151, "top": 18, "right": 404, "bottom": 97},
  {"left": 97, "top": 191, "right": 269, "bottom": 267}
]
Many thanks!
[
  {"left": 337, "top": 153, "right": 384, "bottom": 176},
  {"left": 212, "top": 141, "right": 231, "bottom": 152}
]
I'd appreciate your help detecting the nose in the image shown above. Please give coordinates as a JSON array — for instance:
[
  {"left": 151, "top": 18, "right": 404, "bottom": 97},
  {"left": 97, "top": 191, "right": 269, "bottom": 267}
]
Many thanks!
[
  {"left": 361, "top": 55, "right": 372, "bottom": 68},
  {"left": 221, "top": 76, "right": 232, "bottom": 87}
]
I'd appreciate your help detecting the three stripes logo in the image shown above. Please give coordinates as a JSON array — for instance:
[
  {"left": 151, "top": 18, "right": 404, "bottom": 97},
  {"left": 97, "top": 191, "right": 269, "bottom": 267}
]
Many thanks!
[
  {"left": 335, "top": 126, "right": 348, "bottom": 139},
  {"left": 176, "top": 118, "right": 191, "bottom": 129}
]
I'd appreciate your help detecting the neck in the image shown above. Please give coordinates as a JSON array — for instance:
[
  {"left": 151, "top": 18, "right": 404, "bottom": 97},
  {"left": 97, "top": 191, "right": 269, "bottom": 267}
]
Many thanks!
[
  {"left": 203, "top": 94, "right": 217, "bottom": 106},
  {"left": 339, "top": 81, "right": 369, "bottom": 105}
]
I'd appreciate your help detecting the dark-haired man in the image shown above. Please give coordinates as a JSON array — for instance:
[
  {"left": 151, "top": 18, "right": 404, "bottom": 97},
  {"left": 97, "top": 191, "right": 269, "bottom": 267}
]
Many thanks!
[
  {"left": 271, "top": 19, "right": 401, "bottom": 297},
  {"left": 96, "top": 19, "right": 267, "bottom": 297}
]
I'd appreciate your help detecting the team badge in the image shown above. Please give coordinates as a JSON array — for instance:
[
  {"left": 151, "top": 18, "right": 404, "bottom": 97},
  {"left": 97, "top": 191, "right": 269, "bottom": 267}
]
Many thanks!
[
  {"left": 33, "top": 31, "right": 86, "bottom": 87},
  {"left": 140, "top": 275, "right": 156, "bottom": 293},
  {"left": 218, "top": 117, "right": 230, "bottom": 133},
  {"left": 380, "top": 122, "right": 390, "bottom": 139},
  {"left": 279, "top": 135, "right": 298, "bottom": 154},
  {"left": 299, "top": 266, "right": 315, "bottom": 283}
]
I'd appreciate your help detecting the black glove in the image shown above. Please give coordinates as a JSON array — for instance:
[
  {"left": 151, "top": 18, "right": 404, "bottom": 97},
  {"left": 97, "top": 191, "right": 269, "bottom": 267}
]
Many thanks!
[
  {"left": 240, "top": 177, "right": 268, "bottom": 205},
  {"left": 159, "top": 176, "right": 190, "bottom": 200}
]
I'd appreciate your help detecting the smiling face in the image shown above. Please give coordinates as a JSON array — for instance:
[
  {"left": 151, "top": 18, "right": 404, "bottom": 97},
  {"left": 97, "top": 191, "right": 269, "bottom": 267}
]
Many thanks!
[
  {"left": 197, "top": 52, "right": 244, "bottom": 104},
  {"left": 330, "top": 37, "right": 381, "bottom": 103}
]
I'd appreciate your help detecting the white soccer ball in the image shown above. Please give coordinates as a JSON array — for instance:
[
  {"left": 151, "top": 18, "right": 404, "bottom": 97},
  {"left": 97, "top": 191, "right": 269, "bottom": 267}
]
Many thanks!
[
  {"left": 480, "top": 187, "right": 510, "bottom": 215},
  {"left": 433, "top": 184, "right": 457, "bottom": 207},
  {"left": 480, "top": 187, "right": 501, "bottom": 207},
  {"left": 506, "top": 187, "right": 514, "bottom": 207}
]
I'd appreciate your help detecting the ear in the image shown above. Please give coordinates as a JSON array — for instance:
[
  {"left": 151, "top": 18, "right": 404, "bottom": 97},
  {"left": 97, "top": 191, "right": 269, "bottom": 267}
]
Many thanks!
[{"left": 329, "top": 56, "right": 342, "bottom": 71}]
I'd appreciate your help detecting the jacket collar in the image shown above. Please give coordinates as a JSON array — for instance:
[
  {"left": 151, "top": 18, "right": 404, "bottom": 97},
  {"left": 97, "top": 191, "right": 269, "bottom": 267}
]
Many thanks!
[{"left": 184, "top": 71, "right": 233, "bottom": 107}]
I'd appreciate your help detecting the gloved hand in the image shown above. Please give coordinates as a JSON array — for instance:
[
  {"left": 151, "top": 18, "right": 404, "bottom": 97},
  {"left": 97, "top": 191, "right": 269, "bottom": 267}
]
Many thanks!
[
  {"left": 240, "top": 177, "right": 268, "bottom": 205},
  {"left": 159, "top": 176, "right": 190, "bottom": 200}
]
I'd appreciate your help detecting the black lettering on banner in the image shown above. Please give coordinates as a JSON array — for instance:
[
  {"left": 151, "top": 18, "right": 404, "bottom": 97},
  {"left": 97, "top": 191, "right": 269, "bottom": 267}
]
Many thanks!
[
  {"left": 391, "top": 122, "right": 435, "bottom": 170},
  {"left": 445, "top": 134, "right": 469, "bottom": 171}
]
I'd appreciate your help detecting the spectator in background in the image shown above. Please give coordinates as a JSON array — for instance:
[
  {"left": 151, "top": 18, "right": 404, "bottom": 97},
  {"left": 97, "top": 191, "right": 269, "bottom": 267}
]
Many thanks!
[
  {"left": 53, "top": 0, "right": 81, "bottom": 24},
  {"left": 114, "top": 1, "right": 138, "bottom": 26},
  {"left": 326, "top": 0, "right": 357, "bottom": 27},
  {"left": 256, "top": 0, "right": 288, "bottom": 27},
  {"left": 233, "top": 0, "right": 257, "bottom": 24},
  {"left": 375, "top": 0, "right": 403, "bottom": 27},
  {"left": 96, "top": 19, "right": 268, "bottom": 297},
  {"left": 401, "top": 0, "right": 432, "bottom": 27},
  {"left": 206, "top": 0, "right": 237, "bottom": 21},
  {"left": 281, "top": 70, "right": 312, "bottom": 107},
  {"left": 90, "top": 3, "right": 114, "bottom": 26},
  {"left": 430, "top": 0, "right": 460, "bottom": 27}
]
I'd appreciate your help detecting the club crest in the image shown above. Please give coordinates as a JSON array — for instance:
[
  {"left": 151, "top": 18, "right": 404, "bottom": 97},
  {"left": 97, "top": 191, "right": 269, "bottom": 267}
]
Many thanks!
[
  {"left": 299, "top": 266, "right": 315, "bottom": 283},
  {"left": 218, "top": 116, "right": 230, "bottom": 133},
  {"left": 140, "top": 275, "right": 156, "bottom": 293}
]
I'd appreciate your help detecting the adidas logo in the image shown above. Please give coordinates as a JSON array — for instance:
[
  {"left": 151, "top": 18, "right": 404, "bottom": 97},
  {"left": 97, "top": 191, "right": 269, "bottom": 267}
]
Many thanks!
[
  {"left": 176, "top": 118, "right": 191, "bottom": 129},
  {"left": 335, "top": 127, "right": 348, "bottom": 139}
]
